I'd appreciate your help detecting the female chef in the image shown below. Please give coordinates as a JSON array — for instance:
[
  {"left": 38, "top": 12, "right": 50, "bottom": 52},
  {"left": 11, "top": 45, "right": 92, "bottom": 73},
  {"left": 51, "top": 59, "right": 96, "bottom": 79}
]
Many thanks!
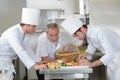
[
  {"left": 0, "top": 8, "right": 46, "bottom": 80},
  {"left": 61, "top": 17, "right": 120, "bottom": 80}
]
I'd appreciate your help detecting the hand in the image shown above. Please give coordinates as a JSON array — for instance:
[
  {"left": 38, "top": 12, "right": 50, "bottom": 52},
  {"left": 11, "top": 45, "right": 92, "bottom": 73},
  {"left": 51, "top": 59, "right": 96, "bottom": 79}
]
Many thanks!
[
  {"left": 78, "top": 52, "right": 88, "bottom": 59},
  {"left": 79, "top": 59, "right": 91, "bottom": 67},
  {"left": 36, "top": 61, "right": 47, "bottom": 65},
  {"left": 33, "top": 63, "right": 47, "bottom": 70}
]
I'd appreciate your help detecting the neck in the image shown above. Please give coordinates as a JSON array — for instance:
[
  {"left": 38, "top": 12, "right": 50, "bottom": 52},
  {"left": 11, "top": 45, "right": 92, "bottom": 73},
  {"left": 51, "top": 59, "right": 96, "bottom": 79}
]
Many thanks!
[{"left": 21, "top": 25, "right": 27, "bottom": 34}]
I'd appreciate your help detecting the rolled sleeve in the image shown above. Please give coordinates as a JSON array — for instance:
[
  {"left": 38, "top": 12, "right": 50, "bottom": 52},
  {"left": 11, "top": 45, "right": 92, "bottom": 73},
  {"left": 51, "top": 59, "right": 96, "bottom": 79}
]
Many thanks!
[
  {"left": 98, "top": 30, "right": 116, "bottom": 65},
  {"left": 23, "top": 42, "right": 41, "bottom": 62},
  {"left": 100, "top": 53, "right": 115, "bottom": 65},
  {"left": 86, "top": 44, "right": 96, "bottom": 60},
  {"left": 86, "top": 44, "right": 96, "bottom": 54}
]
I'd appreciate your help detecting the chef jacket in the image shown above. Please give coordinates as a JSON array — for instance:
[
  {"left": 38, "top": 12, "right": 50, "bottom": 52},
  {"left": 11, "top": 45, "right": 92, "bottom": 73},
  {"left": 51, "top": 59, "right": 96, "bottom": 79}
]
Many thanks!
[
  {"left": 36, "top": 32, "right": 83, "bottom": 59},
  {"left": 86, "top": 27, "right": 120, "bottom": 65},
  {"left": 0, "top": 24, "right": 40, "bottom": 70}
]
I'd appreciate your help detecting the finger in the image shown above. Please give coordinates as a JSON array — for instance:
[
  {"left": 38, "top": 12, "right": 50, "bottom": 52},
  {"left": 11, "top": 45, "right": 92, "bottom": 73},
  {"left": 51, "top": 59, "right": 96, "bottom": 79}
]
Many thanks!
[
  {"left": 79, "top": 55, "right": 84, "bottom": 59},
  {"left": 80, "top": 63, "right": 86, "bottom": 66}
]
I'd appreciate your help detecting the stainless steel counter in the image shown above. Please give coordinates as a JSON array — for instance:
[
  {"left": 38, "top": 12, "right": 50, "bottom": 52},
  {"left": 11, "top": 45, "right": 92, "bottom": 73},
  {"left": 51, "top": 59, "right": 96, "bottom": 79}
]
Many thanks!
[{"left": 39, "top": 67, "right": 93, "bottom": 80}]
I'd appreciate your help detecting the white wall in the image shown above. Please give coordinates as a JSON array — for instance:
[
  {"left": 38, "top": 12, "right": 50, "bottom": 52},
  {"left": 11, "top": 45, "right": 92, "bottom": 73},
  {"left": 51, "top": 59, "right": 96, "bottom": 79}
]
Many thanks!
[
  {"left": 26, "top": 0, "right": 79, "bottom": 14},
  {"left": 0, "top": 0, "right": 26, "bottom": 34},
  {"left": 26, "top": 0, "right": 80, "bottom": 32},
  {"left": 90, "top": 0, "right": 120, "bottom": 34}
]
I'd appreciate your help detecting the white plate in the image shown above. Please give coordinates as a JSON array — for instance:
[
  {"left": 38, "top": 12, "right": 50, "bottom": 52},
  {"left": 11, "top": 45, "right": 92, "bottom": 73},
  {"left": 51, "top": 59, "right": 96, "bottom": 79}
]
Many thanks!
[{"left": 60, "top": 66, "right": 89, "bottom": 69}]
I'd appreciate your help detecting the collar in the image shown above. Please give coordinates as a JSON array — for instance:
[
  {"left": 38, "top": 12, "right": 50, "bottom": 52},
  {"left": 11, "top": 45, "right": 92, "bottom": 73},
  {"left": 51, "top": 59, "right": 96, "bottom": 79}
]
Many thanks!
[
  {"left": 86, "top": 26, "right": 96, "bottom": 37},
  {"left": 18, "top": 24, "right": 25, "bottom": 36}
]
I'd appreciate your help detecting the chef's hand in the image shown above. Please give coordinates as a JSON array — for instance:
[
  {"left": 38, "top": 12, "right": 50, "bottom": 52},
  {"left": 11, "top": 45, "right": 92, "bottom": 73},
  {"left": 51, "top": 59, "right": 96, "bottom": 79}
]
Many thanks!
[
  {"left": 78, "top": 52, "right": 88, "bottom": 60},
  {"left": 33, "top": 63, "right": 47, "bottom": 70},
  {"left": 79, "top": 59, "right": 91, "bottom": 67},
  {"left": 36, "top": 61, "right": 47, "bottom": 65}
]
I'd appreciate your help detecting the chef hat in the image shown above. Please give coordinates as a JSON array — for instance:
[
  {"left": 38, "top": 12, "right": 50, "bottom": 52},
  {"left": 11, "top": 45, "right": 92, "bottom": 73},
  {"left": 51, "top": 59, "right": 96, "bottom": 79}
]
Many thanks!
[
  {"left": 21, "top": 8, "right": 40, "bottom": 25},
  {"left": 61, "top": 17, "right": 83, "bottom": 35}
]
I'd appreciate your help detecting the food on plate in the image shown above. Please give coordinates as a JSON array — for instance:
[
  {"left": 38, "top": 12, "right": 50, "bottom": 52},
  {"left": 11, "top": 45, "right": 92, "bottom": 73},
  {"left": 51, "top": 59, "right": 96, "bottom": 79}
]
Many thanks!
[
  {"left": 60, "top": 59, "right": 81, "bottom": 67},
  {"left": 66, "top": 62, "right": 81, "bottom": 66},
  {"left": 47, "top": 62, "right": 60, "bottom": 69},
  {"left": 47, "top": 59, "right": 81, "bottom": 69},
  {"left": 61, "top": 62, "right": 67, "bottom": 67},
  {"left": 57, "top": 59, "right": 64, "bottom": 64}
]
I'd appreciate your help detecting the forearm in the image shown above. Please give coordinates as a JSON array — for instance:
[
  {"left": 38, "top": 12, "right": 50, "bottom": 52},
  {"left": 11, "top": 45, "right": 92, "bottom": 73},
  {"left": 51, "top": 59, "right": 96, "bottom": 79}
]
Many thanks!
[
  {"left": 41, "top": 57, "right": 54, "bottom": 62},
  {"left": 33, "top": 63, "right": 40, "bottom": 70},
  {"left": 89, "top": 60, "right": 103, "bottom": 67},
  {"left": 33, "top": 63, "right": 47, "bottom": 70}
]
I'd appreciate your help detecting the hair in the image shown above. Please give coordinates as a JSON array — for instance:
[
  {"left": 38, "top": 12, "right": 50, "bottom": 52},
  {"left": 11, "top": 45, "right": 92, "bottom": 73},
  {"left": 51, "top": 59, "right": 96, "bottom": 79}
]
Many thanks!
[
  {"left": 46, "top": 23, "right": 59, "bottom": 31},
  {"left": 74, "top": 24, "right": 87, "bottom": 34},
  {"left": 82, "top": 24, "right": 87, "bottom": 29},
  {"left": 20, "top": 23, "right": 36, "bottom": 27},
  {"left": 20, "top": 23, "right": 25, "bottom": 26}
]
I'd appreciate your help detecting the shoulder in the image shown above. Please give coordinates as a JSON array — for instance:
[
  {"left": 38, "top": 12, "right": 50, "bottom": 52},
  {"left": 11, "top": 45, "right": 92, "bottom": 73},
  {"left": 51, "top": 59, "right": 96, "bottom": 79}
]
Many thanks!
[
  {"left": 38, "top": 32, "right": 47, "bottom": 39},
  {"left": 94, "top": 27, "right": 112, "bottom": 39},
  {"left": 38, "top": 32, "right": 49, "bottom": 43},
  {"left": 2, "top": 24, "right": 20, "bottom": 37}
]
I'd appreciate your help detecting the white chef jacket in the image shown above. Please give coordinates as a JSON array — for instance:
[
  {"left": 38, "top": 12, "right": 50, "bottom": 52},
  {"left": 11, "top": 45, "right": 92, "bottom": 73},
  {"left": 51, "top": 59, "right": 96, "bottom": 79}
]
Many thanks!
[
  {"left": 36, "top": 32, "right": 83, "bottom": 59},
  {"left": 86, "top": 27, "right": 120, "bottom": 65},
  {"left": 86, "top": 27, "right": 120, "bottom": 80},
  {"left": 0, "top": 24, "right": 40, "bottom": 71}
]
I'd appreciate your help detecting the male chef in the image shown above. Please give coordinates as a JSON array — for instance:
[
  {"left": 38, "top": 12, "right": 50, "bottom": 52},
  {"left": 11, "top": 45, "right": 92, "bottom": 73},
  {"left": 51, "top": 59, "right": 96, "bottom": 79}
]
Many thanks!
[
  {"left": 61, "top": 17, "right": 120, "bottom": 80},
  {"left": 36, "top": 23, "right": 83, "bottom": 80},
  {"left": 0, "top": 8, "right": 46, "bottom": 80}
]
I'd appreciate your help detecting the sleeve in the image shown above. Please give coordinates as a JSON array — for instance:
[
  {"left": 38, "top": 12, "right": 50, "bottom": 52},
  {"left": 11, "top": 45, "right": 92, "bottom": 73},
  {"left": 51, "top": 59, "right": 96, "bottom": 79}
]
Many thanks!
[
  {"left": 85, "top": 41, "right": 96, "bottom": 60},
  {"left": 6, "top": 32, "right": 35, "bottom": 69},
  {"left": 23, "top": 39, "right": 41, "bottom": 62},
  {"left": 36, "top": 38, "right": 49, "bottom": 57},
  {"left": 100, "top": 54, "right": 114, "bottom": 65},
  {"left": 98, "top": 30, "right": 115, "bottom": 65}
]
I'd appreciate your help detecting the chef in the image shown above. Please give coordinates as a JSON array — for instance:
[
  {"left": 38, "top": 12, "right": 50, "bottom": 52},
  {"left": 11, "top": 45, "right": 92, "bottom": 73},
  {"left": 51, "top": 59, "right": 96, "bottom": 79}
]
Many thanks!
[
  {"left": 36, "top": 23, "right": 82, "bottom": 80},
  {"left": 0, "top": 8, "right": 47, "bottom": 80},
  {"left": 36, "top": 23, "right": 82, "bottom": 62},
  {"left": 61, "top": 17, "right": 120, "bottom": 80}
]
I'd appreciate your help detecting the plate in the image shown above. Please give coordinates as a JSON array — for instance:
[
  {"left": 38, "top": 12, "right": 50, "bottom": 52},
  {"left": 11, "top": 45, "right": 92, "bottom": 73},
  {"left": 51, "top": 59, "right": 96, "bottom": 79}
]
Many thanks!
[{"left": 60, "top": 66, "right": 89, "bottom": 69}]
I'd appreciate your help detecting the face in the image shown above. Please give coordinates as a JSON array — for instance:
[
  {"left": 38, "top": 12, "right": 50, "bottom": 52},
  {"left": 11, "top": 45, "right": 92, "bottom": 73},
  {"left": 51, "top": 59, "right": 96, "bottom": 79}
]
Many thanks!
[
  {"left": 46, "top": 28, "right": 59, "bottom": 42},
  {"left": 74, "top": 31, "right": 86, "bottom": 40},
  {"left": 25, "top": 24, "right": 36, "bottom": 34}
]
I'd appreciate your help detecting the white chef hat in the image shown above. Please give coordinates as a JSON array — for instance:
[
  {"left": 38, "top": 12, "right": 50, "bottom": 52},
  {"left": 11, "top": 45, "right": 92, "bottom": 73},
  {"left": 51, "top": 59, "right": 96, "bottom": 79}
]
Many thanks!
[
  {"left": 61, "top": 17, "right": 83, "bottom": 35},
  {"left": 21, "top": 8, "right": 40, "bottom": 25}
]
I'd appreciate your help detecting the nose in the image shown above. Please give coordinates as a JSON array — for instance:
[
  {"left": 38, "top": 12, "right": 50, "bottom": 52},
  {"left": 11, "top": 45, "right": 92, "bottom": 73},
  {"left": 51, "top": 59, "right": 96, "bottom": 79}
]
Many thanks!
[
  {"left": 52, "top": 36, "right": 58, "bottom": 42},
  {"left": 76, "top": 36, "right": 82, "bottom": 40}
]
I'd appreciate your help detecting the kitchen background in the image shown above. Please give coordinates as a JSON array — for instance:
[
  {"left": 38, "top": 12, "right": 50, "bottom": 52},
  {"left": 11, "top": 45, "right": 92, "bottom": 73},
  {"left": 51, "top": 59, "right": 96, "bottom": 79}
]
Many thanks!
[{"left": 0, "top": 0, "right": 120, "bottom": 80}]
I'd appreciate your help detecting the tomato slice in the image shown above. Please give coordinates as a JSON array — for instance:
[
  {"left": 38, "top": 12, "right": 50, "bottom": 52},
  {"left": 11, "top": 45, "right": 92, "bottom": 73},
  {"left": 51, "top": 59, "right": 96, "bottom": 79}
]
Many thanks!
[
  {"left": 64, "top": 59, "right": 71, "bottom": 63},
  {"left": 77, "top": 62, "right": 81, "bottom": 65}
]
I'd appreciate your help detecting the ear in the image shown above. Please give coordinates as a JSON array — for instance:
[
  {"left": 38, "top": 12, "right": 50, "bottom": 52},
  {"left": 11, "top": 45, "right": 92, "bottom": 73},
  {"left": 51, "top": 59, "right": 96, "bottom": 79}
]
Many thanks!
[
  {"left": 80, "top": 26, "right": 84, "bottom": 32},
  {"left": 46, "top": 31, "right": 48, "bottom": 35},
  {"left": 81, "top": 26, "right": 86, "bottom": 33}
]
